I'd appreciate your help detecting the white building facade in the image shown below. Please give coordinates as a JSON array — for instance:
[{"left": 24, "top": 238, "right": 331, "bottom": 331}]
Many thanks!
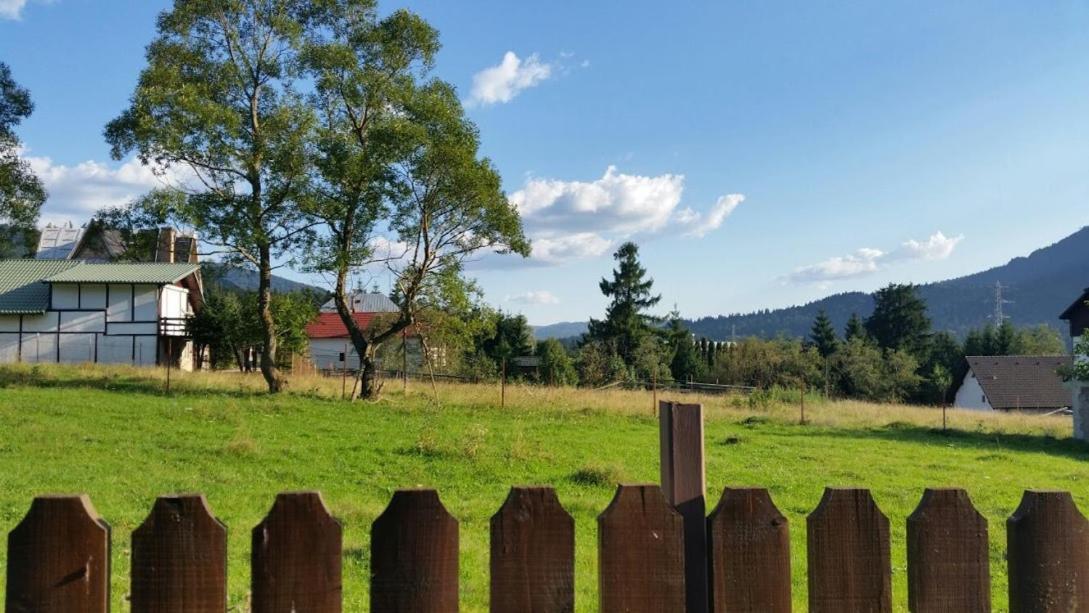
[{"left": 0, "top": 260, "right": 203, "bottom": 370}]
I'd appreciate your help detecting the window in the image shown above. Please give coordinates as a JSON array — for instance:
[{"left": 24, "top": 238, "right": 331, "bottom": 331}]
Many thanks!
[{"left": 982, "top": 395, "right": 986, "bottom": 403}]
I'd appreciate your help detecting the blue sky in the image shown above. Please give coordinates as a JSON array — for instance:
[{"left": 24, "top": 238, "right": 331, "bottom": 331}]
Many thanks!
[{"left": 3, "top": 1, "right": 1089, "bottom": 325}]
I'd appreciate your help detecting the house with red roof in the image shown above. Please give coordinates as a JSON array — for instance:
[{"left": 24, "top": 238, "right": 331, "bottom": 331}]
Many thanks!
[{"left": 304, "top": 296, "right": 424, "bottom": 371}]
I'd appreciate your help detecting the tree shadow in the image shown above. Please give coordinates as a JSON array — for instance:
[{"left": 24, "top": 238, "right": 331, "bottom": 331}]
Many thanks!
[{"left": 807, "top": 420, "right": 1089, "bottom": 462}]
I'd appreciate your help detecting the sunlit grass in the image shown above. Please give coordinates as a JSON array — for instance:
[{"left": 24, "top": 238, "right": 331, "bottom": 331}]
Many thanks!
[{"left": 0, "top": 363, "right": 1084, "bottom": 612}]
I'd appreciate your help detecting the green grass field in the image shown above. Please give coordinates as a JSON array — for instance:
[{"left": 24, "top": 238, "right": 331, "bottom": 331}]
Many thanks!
[{"left": 0, "top": 364, "right": 1086, "bottom": 612}]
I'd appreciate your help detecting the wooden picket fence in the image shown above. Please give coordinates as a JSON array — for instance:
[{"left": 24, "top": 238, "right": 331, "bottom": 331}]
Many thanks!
[{"left": 4, "top": 484, "right": 1089, "bottom": 612}]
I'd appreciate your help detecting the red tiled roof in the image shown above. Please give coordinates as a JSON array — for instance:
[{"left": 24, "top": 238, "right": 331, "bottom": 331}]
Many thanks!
[{"left": 305, "top": 312, "right": 416, "bottom": 339}]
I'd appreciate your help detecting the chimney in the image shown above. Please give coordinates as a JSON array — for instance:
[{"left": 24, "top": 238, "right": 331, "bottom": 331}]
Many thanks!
[{"left": 156, "top": 227, "right": 176, "bottom": 263}]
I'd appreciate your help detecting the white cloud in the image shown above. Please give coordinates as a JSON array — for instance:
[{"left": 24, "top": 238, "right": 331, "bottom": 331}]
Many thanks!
[
  {"left": 468, "top": 51, "right": 552, "bottom": 106},
  {"left": 887, "top": 231, "right": 964, "bottom": 261},
  {"left": 0, "top": 0, "right": 49, "bottom": 20},
  {"left": 675, "top": 194, "right": 745, "bottom": 237},
  {"left": 787, "top": 232, "right": 964, "bottom": 284},
  {"left": 512, "top": 166, "right": 683, "bottom": 235},
  {"left": 0, "top": 0, "right": 28, "bottom": 19},
  {"left": 506, "top": 290, "right": 560, "bottom": 305},
  {"left": 504, "top": 166, "right": 745, "bottom": 265},
  {"left": 530, "top": 232, "right": 613, "bottom": 264},
  {"left": 28, "top": 156, "right": 176, "bottom": 226}
]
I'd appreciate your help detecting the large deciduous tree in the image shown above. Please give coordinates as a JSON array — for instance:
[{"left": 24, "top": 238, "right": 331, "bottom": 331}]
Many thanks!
[
  {"left": 299, "top": 1, "right": 528, "bottom": 398},
  {"left": 105, "top": 0, "right": 318, "bottom": 392},
  {"left": 0, "top": 62, "right": 45, "bottom": 255}
]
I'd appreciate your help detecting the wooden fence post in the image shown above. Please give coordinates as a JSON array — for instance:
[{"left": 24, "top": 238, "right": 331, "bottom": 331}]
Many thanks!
[
  {"left": 906, "top": 488, "right": 989, "bottom": 613},
  {"left": 371, "top": 489, "right": 459, "bottom": 613},
  {"left": 252, "top": 491, "right": 342, "bottom": 613},
  {"left": 5, "top": 495, "right": 110, "bottom": 613},
  {"left": 707, "top": 487, "right": 791, "bottom": 613},
  {"left": 659, "top": 400, "right": 708, "bottom": 613},
  {"left": 598, "top": 484, "right": 686, "bottom": 613},
  {"left": 1007, "top": 490, "right": 1089, "bottom": 612},
  {"left": 131, "top": 494, "right": 227, "bottom": 612},
  {"left": 490, "top": 486, "right": 574, "bottom": 613},
  {"left": 807, "top": 488, "right": 891, "bottom": 613}
]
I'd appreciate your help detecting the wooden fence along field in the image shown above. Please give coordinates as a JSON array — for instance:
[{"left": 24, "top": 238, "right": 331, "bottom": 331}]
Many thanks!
[{"left": 5, "top": 403, "right": 1089, "bottom": 612}]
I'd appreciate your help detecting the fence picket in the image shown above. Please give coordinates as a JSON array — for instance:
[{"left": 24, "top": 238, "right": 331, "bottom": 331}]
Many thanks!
[
  {"left": 807, "top": 488, "right": 891, "bottom": 613},
  {"left": 251, "top": 491, "right": 342, "bottom": 613},
  {"left": 906, "top": 488, "right": 989, "bottom": 613},
  {"left": 598, "top": 484, "right": 686, "bottom": 613},
  {"left": 131, "top": 494, "right": 227, "bottom": 612},
  {"left": 1007, "top": 490, "right": 1089, "bottom": 613},
  {"left": 707, "top": 487, "right": 790, "bottom": 613},
  {"left": 5, "top": 495, "right": 110, "bottom": 613},
  {"left": 490, "top": 486, "right": 575, "bottom": 613},
  {"left": 371, "top": 489, "right": 459, "bottom": 613}
]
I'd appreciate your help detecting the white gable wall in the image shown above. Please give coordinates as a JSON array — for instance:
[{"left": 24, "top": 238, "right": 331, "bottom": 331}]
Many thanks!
[{"left": 953, "top": 370, "right": 993, "bottom": 411}]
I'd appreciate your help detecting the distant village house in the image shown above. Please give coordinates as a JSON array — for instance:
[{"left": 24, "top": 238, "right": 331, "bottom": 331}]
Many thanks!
[
  {"left": 953, "top": 356, "right": 1072, "bottom": 413},
  {"left": 306, "top": 292, "right": 426, "bottom": 372}
]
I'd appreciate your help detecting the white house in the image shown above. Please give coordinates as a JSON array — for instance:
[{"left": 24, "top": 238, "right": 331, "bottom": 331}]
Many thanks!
[
  {"left": 0, "top": 260, "right": 204, "bottom": 370},
  {"left": 953, "top": 355, "right": 1073, "bottom": 412},
  {"left": 1060, "top": 287, "right": 1089, "bottom": 439},
  {"left": 305, "top": 311, "right": 425, "bottom": 372}
]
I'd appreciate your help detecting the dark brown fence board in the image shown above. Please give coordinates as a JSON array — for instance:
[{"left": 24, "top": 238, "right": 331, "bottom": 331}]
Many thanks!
[
  {"left": 707, "top": 487, "right": 791, "bottom": 613},
  {"left": 598, "top": 484, "right": 686, "bottom": 613},
  {"left": 5, "top": 495, "right": 111, "bottom": 613},
  {"left": 1007, "top": 490, "right": 1089, "bottom": 613},
  {"left": 659, "top": 400, "right": 708, "bottom": 613},
  {"left": 490, "top": 486, "right": 574, "bottom": 613},
  {"left": 906, "top": 488, "right": 989, "bottom": 613},
  {"left": 371, "top": 488, "right": 459, "bottom": 613},
  {"left": 251, "top": 491, "right": 342, "bottom": 613},
  {"left": 807, "top": 487, "right": 892, "bottom": 613},
  {"left": 131, "top": 494, "right": 227, "bottom": 612}
]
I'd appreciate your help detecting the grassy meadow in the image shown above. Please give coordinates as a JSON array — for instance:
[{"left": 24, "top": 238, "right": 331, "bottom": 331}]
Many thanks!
[{"left": 0, "top": 363, "right": 1086, "bottom": 612}]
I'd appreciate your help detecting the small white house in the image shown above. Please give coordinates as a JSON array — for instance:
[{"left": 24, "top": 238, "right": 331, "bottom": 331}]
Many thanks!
[
  {"left": 954, "top": 356, "right": 1072, "bottom": 412},
  {"left": 305, "top": 311, "right": 425, "bottom": 372},
  {"left": 0, "top": 259, "right": 203, "bottom": 370}
]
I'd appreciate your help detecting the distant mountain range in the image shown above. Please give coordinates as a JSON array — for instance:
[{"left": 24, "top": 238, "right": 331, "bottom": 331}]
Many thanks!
[
  {"left": 534, "top": 226, "right": 1089, "bottom": 342},
  {"left": 203, "top": 262, "right": 330, "bottom": 296}
]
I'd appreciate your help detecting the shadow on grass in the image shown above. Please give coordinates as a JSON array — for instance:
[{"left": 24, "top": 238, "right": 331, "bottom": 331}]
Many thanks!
[
  {"left": 0, "top": 365, "right": 260, "bottom": 399},
  {"left": 809, "top": 420, "right": 1089, "bottom": 462}
]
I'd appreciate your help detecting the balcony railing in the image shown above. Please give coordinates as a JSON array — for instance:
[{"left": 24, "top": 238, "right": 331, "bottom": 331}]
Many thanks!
[{"left": 159, "top": 317, "right": 190, "bottom": 337}]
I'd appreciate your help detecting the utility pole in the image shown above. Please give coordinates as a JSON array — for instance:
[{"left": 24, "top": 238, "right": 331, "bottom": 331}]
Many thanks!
[{"left": 993, "top": 281, "right": 1012, "bottom": 324}]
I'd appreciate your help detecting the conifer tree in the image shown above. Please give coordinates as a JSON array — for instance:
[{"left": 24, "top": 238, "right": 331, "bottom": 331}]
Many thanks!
[
  {"left": 844, "top": 312, "right": 866, "bottom": 342},
  {"left": 586, "top": 242, "right": 661, "bottom": 365},
  {"left": 810, "top": 309, "right": 838, "bottom": 357}
]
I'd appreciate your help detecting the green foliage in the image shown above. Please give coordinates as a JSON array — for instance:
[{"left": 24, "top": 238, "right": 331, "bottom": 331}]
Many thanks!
[
  {"left": 844, "top": 312, "right": 867, "bottom": 341},
  {"left": 1072, "top": 338, "right": 1089, "bottom": 382},
  {"left": 576, "top": 340, "right": 629, "bottom": 387},
  {"left": 831, "top": 337, "right": 921, "bottom": 403},
  {"left": 106, "top": 0, "right": 320, "bottom": 391},
  {"left": 480, "top": 312, "right": 534, "bottom": 367},
  {"left": 536, "top": 338, "right": 577, "bottom": 386},
  {"left": 810, "top": 309, "right": 838, "bottom": 358},
  {"left": 964, "top": 321, "right": 1066, "bottom": 357},
  {"left": 586, "top": 242, "right": 661, "bottom": 366},
  {"left": 666, "top": 310, "right": 703, "bottom": 382},
  {"left": 865, "top": 284, "right": 931, "bottom": 356},
  {"left": 709, "top": 337, "right": 822, "bottom": 390},
  {"left": 0, "top": 62, "right": 45, "bottom": 231}
]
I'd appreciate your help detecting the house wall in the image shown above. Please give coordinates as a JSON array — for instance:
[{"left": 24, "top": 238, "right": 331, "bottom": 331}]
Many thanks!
[
  {"left": 1074, "top": 383, "right": 1089, "bottom": 441},
  {"left": 953, "top": 370, "right": 993, "bottom": 411},
  {"left": 0, "top": 282, "right": 187, "bottom": 369},
  {"left": 308, "top": 336, "right": 424, "bottom": 371}
]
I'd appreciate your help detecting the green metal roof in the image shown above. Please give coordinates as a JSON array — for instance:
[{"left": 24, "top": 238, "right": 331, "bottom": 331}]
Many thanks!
[
  {"left": 0, "top": 260, "right": 81, "bottom": 314},
  {"left": 43, "top": 262, "right": 201, "bottom": 284}
]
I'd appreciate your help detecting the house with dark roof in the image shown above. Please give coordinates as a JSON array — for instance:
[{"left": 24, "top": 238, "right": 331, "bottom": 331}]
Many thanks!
[
  {"left": 319, "top": 291, "right": 399, "bottom": 314},
  {"left": 0, "top": 259, "right": 203, "bottom": 370},
  {"left": 953, "top": 355, "right": 1073, "bottom": 412},
  {"left": 1061, "top": 287, "right": 1089, "bottom": 345}
]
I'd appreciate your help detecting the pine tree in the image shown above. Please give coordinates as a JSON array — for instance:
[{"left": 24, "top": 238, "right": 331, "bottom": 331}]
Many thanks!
[
  {"left": 666, "top": 310, "right": 703, "bottom": 382},
  {"left": 844, "top": 312, "right": 866, "bottom": 341},
  {"left": 810, "top": 309, "right": 839, "bottom": 357},
  {"left": 586, "top": 242, "right": 662, "bottom": 365},
  {"left": 865, "top": 284, "right": 931, "bottom": 356}
]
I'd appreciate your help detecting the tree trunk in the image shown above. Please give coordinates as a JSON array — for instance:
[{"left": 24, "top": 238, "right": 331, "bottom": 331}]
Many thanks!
[
  {"left": 257, "top": 245, "right": 285, "bottom": 393},
  {"left": 358, "top": 349, "right": 379, "bottom": 400}
]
